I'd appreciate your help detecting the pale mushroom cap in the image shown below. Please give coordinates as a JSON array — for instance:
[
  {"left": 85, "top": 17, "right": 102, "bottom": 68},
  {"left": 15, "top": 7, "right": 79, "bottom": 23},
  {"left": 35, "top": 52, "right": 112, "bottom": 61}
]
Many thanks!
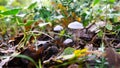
[
  {"left": 68, "top": 21, "right": 84, "bottom": 29},
  {"left": 54, "top": 25, "right": 63, "bottom": 31},
  {"left": 63, "top": 38, "right": 73, "bottom": 44}
]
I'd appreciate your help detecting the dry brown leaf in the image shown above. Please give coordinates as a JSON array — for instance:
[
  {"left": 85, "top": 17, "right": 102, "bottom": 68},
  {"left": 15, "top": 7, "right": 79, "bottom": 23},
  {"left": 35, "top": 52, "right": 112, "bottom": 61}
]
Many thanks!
[
  {"left": 115, "top": 43, "right": 120, "bottom": 48},
  {"left": 0, "top": 57, "right": 10, "bottom": 67},
  {"left": 105, "top": 47, "right": 120, "bottom": 68}
]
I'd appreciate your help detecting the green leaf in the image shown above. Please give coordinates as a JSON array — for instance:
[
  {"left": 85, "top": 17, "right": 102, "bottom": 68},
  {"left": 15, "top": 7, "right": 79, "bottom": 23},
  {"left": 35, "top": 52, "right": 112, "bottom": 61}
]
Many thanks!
[
  {"left": 61, "top": 47, "right": 75, "bottom": 55},
  {"left": 109, "top": 0, "right": 115, "bottom": 3},
  {"left": 0, "top": 8, "right": 21, "bottom": 15},
  {"left": 25, "top": 20, "right": 34, "bottom": 26},
  {"left": 28, "top": 2, "right": 37, "bottom": 9},
  {"left": 17, "top": 23, "right": 25, "bottom": 26},
  {"left": 39, "top": 7, "right": 51, "bottom": 20},
  {"left": 113, "top": 16, "right": 119, "bottom": 23},
  {"left": 92, "top": 0, "right": 100, "bottom": 7},
  {"left": 16, "top": 55, "right": 38, "bottom": 68},
  {"left": 105, "top": 22, "right": 112, "bottom": 30},
  {"left": 38, "top": 59, "right": 42, "bottom": 68},
  {"left": 59, "top": 30, "right": 65, "bottom": 37},
  {"left": 97, "top": 30, "right": 103, "bottom": 37},
  {"left": 83, "top": 19, "right": 89, "bottom": 26},
  {"left": 0, "top": 6, "right": 7, "bottom": 11},
  {"left": 16, "top": 18, "right": 25, "bottom": 26},
  {"left": 114, "top": 25, "right": 120, "bottom": 31}
]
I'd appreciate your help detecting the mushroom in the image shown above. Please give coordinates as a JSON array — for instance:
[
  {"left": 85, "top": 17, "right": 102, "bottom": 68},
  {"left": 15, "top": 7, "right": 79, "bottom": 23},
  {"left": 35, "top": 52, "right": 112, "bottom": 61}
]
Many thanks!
[
  {"left": 53, "top": 25, "right": 63, "bottom": 32},
  {"left": 68, "top": 21, "right": 84, "bottom": 41},
  {"left": 63, "top": 38, "right": 73, "bottom": 47},
  {"left": 63, "top": 38, "right": 73, "bottom": 45},
  {"left": 68, "top": 21, "right": 84, "bottom": 29}
]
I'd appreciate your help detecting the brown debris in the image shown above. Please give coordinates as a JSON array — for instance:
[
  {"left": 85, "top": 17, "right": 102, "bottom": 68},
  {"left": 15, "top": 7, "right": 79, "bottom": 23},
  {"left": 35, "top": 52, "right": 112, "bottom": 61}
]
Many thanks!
[{"left": 105, "top": 47, "right": 120, "bottom": 68}]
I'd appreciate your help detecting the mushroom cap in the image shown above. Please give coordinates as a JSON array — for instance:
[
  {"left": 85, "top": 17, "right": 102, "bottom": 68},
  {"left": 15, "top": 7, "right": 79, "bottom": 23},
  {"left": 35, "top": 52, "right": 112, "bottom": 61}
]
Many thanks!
[
  {"left": 63, "top": 38, "right": 73, "bottom": 44},
  {"left": 68, "top": 21, "right": 84, "bottom": 29},
  {"left": 54, "top": 25, "right": 63, "bottom": 31}
]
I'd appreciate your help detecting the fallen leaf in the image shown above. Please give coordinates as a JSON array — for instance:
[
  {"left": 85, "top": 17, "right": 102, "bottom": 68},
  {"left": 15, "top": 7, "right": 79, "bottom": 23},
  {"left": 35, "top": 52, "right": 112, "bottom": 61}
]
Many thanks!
[
  {"left": 105, "top": 47, "right": 120, "bottom": 68},
  {"left": 0, "top": 57, "right": 10, "bottom": 67}
]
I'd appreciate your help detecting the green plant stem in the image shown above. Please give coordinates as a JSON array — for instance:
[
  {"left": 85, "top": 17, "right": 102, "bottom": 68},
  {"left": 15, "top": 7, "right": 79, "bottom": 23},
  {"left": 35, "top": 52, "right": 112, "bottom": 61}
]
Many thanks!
[{"left": 55, "top": 57, "right": 87, "bottom": 67}]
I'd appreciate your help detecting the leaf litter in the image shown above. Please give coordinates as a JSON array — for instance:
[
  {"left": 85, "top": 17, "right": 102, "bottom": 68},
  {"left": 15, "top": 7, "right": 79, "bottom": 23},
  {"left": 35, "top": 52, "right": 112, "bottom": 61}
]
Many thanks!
[
  {"left": 1, "top": 0, "right": 120, "bottom": 68},
  {"left": 0, "top": 22, "right": 120, "bottom": 68}
]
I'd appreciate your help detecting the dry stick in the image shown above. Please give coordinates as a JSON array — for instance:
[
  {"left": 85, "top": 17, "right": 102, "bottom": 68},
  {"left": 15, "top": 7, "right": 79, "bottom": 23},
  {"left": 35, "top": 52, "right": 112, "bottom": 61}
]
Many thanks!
[
  {"left": 17, "top": 31, "right": 53, "bottom": 46},
  {"left": 90, "top": 34, "right": 97, "bottom": 44},
  {"left": 103, "top": 1, "right": 110, "bottom": 47}
]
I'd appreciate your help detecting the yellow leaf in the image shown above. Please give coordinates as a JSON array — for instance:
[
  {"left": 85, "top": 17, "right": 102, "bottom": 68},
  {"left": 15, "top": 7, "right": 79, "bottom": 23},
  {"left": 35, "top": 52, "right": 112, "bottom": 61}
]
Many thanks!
[
  {"left": 74, "top": 50, "right": 81, "bottom": 57},
  {"left": 51, "top": 1, "right": 55, "bottom": 5},
  {"left": 76, "top": 17, "right": 81, "bottom": 22},
  {"left": 57, "top": 4, "right": 63, "bottom": 9},
  {"left": 0, "top": 6, "right": 7, "bottom": 11},
  {"left": 80, "top": 48, "right": 87, "bottom": 54},
  {"left": 74, "top": 48, "right": 88, "bottom": 58},
  {"left": 56, "top": 60, "right": 63, "bottom": 63},
  {"left": 72, "top": 12, "right": 76, "bottom": 17}
]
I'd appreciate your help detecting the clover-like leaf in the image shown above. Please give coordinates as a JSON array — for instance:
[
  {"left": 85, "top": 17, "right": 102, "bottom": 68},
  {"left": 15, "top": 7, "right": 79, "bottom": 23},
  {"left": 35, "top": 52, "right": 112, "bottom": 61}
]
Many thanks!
[
  {"left": 105, "top": 22, "right": 113, "bottom": 30},
  {"left": 61, "top": 47, "right": 75, "bottom": 55}
]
